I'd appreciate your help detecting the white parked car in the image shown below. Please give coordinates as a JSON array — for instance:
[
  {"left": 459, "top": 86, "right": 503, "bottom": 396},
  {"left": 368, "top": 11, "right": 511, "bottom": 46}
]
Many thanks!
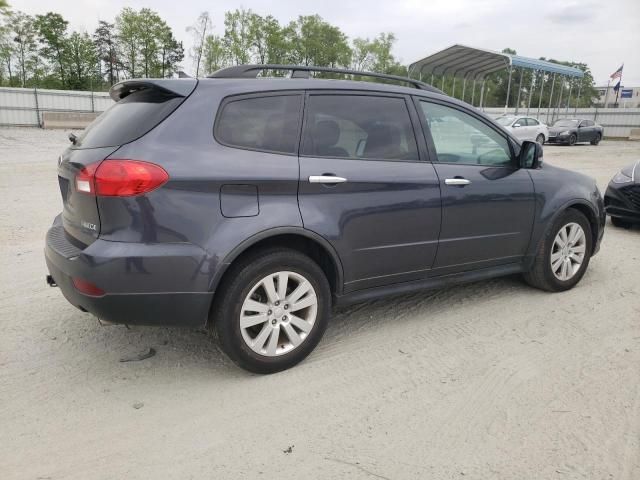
[{"left": 495, "top": 115, "right": 549, "bottom": 144}]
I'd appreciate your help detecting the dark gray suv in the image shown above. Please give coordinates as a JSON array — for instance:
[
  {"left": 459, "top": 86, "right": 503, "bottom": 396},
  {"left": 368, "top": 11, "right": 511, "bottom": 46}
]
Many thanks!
[{"left": 45, "top": 65, "right": 605, "bottom": 373}]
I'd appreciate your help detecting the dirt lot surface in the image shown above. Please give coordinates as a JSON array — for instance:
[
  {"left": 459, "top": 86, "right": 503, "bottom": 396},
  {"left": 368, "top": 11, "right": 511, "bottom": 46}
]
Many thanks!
[{"left": 1, "top": 127, "right": 639, "bottom": 480}]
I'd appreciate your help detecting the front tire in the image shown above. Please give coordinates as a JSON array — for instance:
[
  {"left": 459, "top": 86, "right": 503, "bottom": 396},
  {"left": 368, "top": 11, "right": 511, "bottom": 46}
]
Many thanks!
[
  {"left": 536, "top": 133, "right": 545, "bottom": 144},
  {"left": 523, "top": 209, "right": 592, "bottom": 292},
  {"left": 211, "top": 248, "right": 331, "bottom": 374},
  {"left": 568, "top": 134, "right": 577, "bottom": 146}
]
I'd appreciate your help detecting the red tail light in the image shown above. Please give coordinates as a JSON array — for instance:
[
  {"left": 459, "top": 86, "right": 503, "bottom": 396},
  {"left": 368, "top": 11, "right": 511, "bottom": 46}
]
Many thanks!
[
  {"left": 72, "top": 277, "right": 105, "bottom": 297},
  {"left": 76, "top": 160, "right": 169, "bottom": 197}
]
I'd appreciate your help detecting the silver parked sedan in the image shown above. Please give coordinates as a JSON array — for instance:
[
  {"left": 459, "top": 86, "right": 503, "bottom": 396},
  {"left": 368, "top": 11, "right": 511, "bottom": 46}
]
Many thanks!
[{"left": 495, "top": 115, "right": 549, "bottom": 144}]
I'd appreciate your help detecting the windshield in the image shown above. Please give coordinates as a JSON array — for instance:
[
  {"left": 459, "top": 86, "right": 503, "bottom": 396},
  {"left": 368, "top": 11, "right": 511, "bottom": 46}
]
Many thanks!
[
  {"left": 553, "top": 119, "right": 579, "bottom": 127},
  {"left": 495, "top": 116, "right": 515, "bottom": 126}
]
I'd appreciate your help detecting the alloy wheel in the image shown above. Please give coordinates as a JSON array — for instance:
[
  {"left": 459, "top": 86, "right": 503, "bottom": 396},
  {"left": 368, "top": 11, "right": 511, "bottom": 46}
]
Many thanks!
[
  {"left": 550, "top": 222, "right": 586, "bottom": 281},
  {"left": 239, "top": 271, "right": 318, "bottom": 356}
]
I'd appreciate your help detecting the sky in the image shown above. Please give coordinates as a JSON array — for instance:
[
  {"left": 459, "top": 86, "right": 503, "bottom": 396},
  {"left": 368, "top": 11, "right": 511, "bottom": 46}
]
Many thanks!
[{"left": 15, "top": 0, "right": 640, "bottom": 86}]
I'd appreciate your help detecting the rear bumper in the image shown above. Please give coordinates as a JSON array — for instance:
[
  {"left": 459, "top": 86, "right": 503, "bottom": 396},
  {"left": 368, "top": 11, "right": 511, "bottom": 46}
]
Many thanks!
[
  {"left": 45, "top": 216, "right": 213, "bottom": 327},
  {"left": 604, "top": 184, "right": 640, "bottom": 223}
]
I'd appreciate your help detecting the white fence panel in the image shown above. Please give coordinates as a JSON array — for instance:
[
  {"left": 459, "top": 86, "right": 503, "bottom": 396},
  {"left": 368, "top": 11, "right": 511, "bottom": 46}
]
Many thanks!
[
  {"left": 1, "top": 86, "right": 639, "bottom": 137},
  {"left": 0, "top": 87, "right": 113, "bottom": 127}
]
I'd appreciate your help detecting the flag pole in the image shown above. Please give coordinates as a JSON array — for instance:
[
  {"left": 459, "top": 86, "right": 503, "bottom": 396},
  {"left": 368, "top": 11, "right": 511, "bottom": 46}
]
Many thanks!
[
  {"left": 604, "top": 78, "right": 610, "bottom": 107},
  {"left": 614, "top": 65, "right": 623, "bottom": 107}
]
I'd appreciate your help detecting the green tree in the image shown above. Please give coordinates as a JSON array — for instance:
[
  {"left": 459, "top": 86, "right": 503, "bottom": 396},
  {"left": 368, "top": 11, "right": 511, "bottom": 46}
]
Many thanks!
[
  {"left": 65, "top": 31, "right": 97, "bottom": 89},
  {"left": 224, "top": 8, "right": 253, "bottom": 65},
  {"left": 202, "top": 34, "right": 226, "bottom": 74},
  {"left": 351, "top": 37, "right": 374, "bottom": 71},
  {"left": 158, "top": 24, "right": 183, "bottom": 78},
  {"left": 187, "top": 11, "right": 211, "bottom": 77},
  {"left": 0, "top": 16, "right": 15, "bottom": 85},
  {"left": 248, "top": 13, "right": 288, "bottom": 65},
  {"left": 137, "top": 8, "right": 165, "bottom": 77},
  {"left": 115, "top": 7, "right": 140, "bottom": 78},
  {"left": 285, "top": 15, "right": 351, "bottom": 68},
  {"left": 11, "top": 11, "right": 36, "bottom": 87},
  {"left": 94, "top": 20, "right": 118, "bottom": 85},
  {"left": 33, "top": 12, "right": 68, "bottom": 87}
]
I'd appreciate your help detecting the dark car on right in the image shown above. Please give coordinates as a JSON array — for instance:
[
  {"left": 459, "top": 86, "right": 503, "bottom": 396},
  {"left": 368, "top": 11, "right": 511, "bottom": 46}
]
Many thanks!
[
  {"left": 605, "top": 161, "right": 640, "bottom": 228},
  {"left": 547, "top": 118, "right": 604, "bottom": 146}
]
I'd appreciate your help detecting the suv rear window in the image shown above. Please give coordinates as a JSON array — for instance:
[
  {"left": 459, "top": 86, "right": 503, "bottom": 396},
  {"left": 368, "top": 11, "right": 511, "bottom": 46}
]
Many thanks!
[
  {"left": 74, "top": 89, "right": 184, "bottom": 149},
  {"left": 215, "top": 94, "right": 302, "bottom": 154}
]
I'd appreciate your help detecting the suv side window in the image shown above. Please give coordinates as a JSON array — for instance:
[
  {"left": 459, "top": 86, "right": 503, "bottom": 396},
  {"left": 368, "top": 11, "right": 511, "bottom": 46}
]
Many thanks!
[
  {"left": 585, "top": 120, "right": 594, "bottom": 127},
  {"left": 302, "top": 94, "right": 418, "bottom": 161},
  {"left": 215, "top": 94, "right": 302, "bottom": 154},
  {"left": 418, "top": 101, "right": 512, "bottom": 167},
  {"left": 528, "top": 118, "right": 539, "bottom": 126},
  {"left": 514, "top": 118, "right": 526, "bottom": 127}
]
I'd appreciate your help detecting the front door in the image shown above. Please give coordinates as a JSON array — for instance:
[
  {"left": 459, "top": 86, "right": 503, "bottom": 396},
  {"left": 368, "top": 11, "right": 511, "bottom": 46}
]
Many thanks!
[
  {"left": 415, "top": 99, "right": 536, "bottom": 275},
  {"left": 298, "top": 92, "right": 442, "bottom": 292}
]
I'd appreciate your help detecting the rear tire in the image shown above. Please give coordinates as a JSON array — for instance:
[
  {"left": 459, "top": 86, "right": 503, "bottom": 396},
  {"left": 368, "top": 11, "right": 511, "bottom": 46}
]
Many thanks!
[
  {"left": 210, "top": 248, "right": 331, "bottom": 374},
  {"left": 568, "top": 134, "right": 577, "bottom": 146},
  {"left": 611, "top": 216, "right": 632, "bottom": 229},
  {"left": 590, "top": 134, "right": 601, "bottom": 145},
  {"left": 536, "top": 133, "right": 545, "bottom": 144},
  {"left": 523, "top": 209, "right": 592, "bottom": 292}
]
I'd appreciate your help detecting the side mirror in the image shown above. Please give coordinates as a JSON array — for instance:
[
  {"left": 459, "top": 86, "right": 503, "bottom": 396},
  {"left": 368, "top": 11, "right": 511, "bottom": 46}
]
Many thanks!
[
  {"left": 578, "top": 124, "right": 584, "bottom": 128},
  {"left": 520, "top": 140, "right": 543, "bottom": 169},
  {"left": 513, "top": 123, "right": 521, "bottom": 128}
]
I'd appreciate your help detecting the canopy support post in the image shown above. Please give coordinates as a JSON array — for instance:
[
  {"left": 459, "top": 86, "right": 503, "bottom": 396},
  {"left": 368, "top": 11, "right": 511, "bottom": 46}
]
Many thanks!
[
  {"left": 505, "top": 65, "right": 513, "bottom": 113},
  {"left": 526, "top": 70, "right": 536, "bottom": 117},
  {"left": 537, "top": 72, "right": 545, "bottom": 120},
  {"left": 515, "top": 68, "right": 524, "bottom": 115},
  {"left": 565, "top": 82, "right": 573, "bottom": 115},
  {"left": 546, "top": 73, "right": 556, "bottom": 124},
  {"left": 554, "top": 77, "right": 565, "bottom": 124},
  {"left": 461, "top": 78, "right": 467, "bottom": 103},
  {"left": 574, "top": 83, "right": 582, "bottom": 115},
  {"left": 452, "top": 76, "right": 456, "bottom": 98},
  {"left": 430, "top": 73, "right": 434, "bottom": 86},
  {"left": 471, "top": 79, "right": 477, "bottom": 106},
  {"left": 441, "top": 75, "right": 445, "bottom": 92},
  {"left": 480, "top": 79, "right": 486, "bottom": 111}
]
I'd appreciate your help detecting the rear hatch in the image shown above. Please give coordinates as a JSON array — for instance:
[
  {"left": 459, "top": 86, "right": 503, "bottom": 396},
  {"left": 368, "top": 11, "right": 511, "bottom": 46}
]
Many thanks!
[{"left": 57, "top": 79, "right": 196, "bottom": 246}]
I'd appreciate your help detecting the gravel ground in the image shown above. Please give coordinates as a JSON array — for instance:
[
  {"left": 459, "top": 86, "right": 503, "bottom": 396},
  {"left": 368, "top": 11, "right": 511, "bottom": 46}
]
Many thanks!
[{"left": 1, "top": 127, "right": 639, "bottom": 480}]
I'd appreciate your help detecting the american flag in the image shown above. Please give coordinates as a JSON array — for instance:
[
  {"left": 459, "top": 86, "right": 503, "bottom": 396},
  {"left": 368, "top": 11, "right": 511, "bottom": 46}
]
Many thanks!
[{"left": 610, "top": 64, "right": 623, "bottom": 80}]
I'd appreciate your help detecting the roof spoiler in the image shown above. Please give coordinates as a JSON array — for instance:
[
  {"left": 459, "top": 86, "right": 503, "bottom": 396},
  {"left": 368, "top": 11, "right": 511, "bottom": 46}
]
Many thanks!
[{"left": 109, "top": 78, "right": 197, "bottom": 101}]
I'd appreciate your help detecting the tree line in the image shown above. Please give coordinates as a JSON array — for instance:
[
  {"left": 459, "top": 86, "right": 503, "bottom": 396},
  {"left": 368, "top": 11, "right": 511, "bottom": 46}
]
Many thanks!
[
  {"left": 0, "top": 6, "right": 405, "bottom": 92},
  {"left": 0, "top": 7, "right": 183, "bottom": 90},
  {"left": 0, "top": 4, "right": 598, "bottom": 107}
]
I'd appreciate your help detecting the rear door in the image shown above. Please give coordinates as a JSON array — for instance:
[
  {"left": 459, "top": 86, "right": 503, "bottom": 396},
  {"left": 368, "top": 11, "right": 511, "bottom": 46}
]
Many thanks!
[
  {"left": 415, "top": 98, "right": 535, "bottom": 276},
  {"left": 297, "top": 91, "right": 441, "bottom": 292},
  {"left": 580, "top": 120, "right": 596, "bottom": 141}
]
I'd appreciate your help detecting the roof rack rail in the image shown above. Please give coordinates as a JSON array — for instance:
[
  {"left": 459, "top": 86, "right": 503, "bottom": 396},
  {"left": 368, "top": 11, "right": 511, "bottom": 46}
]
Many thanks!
[{"left": 207, "top": 64, "right": 443, "bottom": 93}]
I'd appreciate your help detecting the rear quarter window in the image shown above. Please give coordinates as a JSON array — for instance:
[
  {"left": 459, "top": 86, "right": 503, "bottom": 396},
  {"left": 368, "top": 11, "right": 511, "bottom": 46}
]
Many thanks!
[
  {"left": 74, "top": 89, "right": 184, "bottom": 149},
  {"left": 214, "top": 94, "right": 302, "bottom": 154}
]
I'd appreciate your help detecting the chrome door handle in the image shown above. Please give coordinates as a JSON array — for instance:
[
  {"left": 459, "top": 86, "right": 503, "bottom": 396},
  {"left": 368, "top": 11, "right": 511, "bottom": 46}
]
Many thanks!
[
  {"left": 308, "top": 175, "right": 347, "bottom": 184},
  {"left": 445, "top": 178, "right": 471, "bottom": 186}
]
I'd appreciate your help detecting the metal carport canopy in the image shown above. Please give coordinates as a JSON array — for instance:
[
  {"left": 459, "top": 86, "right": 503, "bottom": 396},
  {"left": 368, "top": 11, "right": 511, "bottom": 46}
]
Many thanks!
[{"left": 408, "top": 44, "right": 584, "bottom": 79}]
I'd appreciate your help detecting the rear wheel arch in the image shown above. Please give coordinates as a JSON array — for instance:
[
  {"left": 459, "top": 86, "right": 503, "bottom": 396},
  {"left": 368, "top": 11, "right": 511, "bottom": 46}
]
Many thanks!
[{"left": 209, "top": 228, "right": 344, "bottom": 299}]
